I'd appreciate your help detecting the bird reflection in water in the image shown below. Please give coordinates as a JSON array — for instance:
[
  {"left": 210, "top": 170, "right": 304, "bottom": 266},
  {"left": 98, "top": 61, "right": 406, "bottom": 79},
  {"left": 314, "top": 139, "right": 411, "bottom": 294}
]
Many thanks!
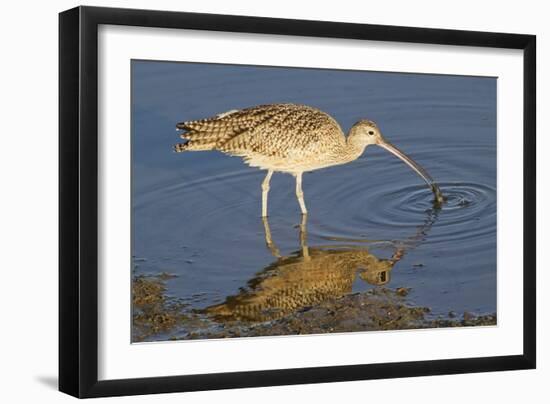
[{"left": 205, "top": 213, "right": 435, "bottom": 323}]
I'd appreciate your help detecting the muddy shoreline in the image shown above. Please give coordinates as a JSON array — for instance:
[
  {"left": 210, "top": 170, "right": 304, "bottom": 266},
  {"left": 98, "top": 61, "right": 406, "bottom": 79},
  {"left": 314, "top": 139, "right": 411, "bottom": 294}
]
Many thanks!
[
  {"left": 203, "top": 288, "right": 496, "bottom": 340},
  {"left": 132, "top": 274, "right": 496, "bottom": 342}
]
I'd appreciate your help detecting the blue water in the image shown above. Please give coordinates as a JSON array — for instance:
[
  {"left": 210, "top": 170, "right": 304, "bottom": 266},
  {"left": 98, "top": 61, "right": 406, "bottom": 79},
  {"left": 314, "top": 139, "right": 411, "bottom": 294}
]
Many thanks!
[{"left": 132, "top": 60, "right": 496, "bottom": 340}]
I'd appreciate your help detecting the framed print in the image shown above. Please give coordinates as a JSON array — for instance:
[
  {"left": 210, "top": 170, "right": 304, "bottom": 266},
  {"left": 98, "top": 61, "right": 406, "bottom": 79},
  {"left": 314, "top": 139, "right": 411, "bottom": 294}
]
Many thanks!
[{"left": 59, "top": 6, "right": 536, "bottom": 398}]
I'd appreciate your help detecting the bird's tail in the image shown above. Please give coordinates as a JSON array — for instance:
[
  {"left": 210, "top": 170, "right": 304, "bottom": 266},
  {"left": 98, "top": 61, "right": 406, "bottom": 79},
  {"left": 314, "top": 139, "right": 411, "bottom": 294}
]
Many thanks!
[
  {"left": 174, "top": 110, "right": 246, "bottom": 153},
  {"left": 173, "top": 139, "right": 218, "bottom": 152}
]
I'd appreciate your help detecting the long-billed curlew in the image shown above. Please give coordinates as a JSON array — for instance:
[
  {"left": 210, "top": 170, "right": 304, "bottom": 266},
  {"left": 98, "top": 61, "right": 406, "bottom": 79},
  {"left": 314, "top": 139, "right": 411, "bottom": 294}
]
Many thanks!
[{"left": 174, "top": 103, "right": 444, "bottom": 216}]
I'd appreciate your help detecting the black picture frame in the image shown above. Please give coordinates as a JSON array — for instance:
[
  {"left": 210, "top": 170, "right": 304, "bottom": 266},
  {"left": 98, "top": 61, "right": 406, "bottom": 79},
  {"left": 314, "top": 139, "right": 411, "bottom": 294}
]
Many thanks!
[{"left": 59, "top": 5, "right": 536, "bottom": 398}]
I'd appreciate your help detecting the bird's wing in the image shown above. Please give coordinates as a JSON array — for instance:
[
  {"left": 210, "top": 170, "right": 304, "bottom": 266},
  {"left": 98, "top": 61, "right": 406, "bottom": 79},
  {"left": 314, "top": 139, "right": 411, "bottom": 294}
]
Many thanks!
[{"left": 177, "top": 103, "right": 345, "bottom": 157}]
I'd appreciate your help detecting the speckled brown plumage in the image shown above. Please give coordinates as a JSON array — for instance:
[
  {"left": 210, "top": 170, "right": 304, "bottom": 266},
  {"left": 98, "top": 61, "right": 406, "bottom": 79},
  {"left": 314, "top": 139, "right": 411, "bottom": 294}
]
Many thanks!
[
  {"left": 175, "top": 103, "right": 357, "bottom": 173},
  {"left": 175, "top": 102, "right": 442, "bottom": 216}
]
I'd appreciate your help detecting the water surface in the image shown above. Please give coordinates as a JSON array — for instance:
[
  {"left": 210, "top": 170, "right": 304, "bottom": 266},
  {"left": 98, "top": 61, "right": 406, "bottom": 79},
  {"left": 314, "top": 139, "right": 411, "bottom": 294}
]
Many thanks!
[{"left": 131, "top": 61, "right": 496, "bottom": 341}]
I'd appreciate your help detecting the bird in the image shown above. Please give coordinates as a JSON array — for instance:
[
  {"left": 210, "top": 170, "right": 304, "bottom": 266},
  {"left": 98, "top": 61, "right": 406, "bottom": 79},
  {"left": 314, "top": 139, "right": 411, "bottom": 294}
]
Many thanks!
[{"left": 174, "top": 103, "right": 444, "bottom": 217}]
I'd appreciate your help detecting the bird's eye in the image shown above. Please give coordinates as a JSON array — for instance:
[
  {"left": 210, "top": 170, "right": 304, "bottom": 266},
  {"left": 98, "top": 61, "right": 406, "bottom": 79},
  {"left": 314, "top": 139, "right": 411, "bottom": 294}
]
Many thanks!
[{"left": 368, "top": 130, "right": 375, "bottom": 135}]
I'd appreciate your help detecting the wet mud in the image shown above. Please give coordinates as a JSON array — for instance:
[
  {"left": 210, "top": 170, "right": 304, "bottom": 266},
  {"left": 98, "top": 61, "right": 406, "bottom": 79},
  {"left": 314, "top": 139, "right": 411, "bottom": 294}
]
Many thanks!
[{"left": 132, "top": 274, "right": 496, "bottom": 342}]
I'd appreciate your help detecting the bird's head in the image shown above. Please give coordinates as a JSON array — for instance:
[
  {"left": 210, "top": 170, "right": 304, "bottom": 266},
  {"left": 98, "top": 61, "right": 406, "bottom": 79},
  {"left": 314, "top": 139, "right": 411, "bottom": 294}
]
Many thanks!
[
  {"left": 348, "top": 119, "right": 385, "bottom": 147},
  {"left": 348, "top": 119, "right": 445, "bottom": 206}
]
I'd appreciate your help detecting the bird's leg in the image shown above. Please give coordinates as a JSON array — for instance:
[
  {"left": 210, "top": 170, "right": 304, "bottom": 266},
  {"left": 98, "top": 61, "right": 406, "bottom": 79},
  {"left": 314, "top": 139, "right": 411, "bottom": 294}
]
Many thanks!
[
  {"left": 295, "top": 172, "right": 308, "bottom": 215},
  {"left": 262, "top": 216, "right": 281, "bottom": 258},
  {"left": 261, "top": 170, "right": 274, "bottom": 218},
  {"left": 299, "top": 213, "right": 310, "bottom": 260}
]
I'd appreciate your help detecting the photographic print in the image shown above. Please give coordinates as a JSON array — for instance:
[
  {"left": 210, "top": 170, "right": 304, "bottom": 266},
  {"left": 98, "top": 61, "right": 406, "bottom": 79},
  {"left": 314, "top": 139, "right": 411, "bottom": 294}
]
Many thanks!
[{"left": 131, "top": 60, "right": 497, "bottom": 342}]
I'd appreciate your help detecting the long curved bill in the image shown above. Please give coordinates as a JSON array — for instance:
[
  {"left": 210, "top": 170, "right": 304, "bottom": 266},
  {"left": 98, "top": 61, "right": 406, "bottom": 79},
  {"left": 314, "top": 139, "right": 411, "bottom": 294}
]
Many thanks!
[{"left": 378, "top": 141, "right": 445, "bottom": 206}]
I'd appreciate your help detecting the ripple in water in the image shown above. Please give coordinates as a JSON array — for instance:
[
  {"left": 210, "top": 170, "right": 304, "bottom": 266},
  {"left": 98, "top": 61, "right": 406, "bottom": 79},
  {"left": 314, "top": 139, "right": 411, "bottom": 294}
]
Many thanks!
[
  {"left": 133, "top": 156, "right": 497, "bottom": 325},
  {"left": 306, "top": 172, "right": 495, "bottom": 249},
  {"left": 135, "top": 164, "right": 496, "bottom": 250}
]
